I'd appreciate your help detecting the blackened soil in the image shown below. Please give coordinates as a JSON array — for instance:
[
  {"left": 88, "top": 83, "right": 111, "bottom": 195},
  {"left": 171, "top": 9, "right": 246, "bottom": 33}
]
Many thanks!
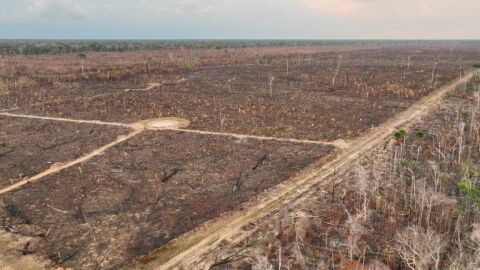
[{"left": 0, "top": 131, "right": 333, "bottom": 269}]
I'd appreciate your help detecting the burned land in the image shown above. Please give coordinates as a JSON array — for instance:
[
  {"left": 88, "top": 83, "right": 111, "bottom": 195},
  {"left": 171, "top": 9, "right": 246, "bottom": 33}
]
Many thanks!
[
  {"left": 0, "top": 43, "right": 479, "bottom": 269},
  {"left": 207, "top": 77, "right": 480, "bottom": 270},
  {"left": 0, "top": 131, "right": 333, "bottom": 268},
  {"left": 0, "top": 117, "right": 127, "bottom": 189}
]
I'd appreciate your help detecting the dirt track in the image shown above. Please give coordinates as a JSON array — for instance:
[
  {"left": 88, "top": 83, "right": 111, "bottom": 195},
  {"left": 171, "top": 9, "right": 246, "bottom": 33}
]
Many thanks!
[
  {"left": 0, "top": 71, "right": 475, "bottom": 270},
  {"left": 143, "top": 72, "right": 476, "bottom": 270},
  {"left": 171, "top": 128, "right": 343, "bottom": 147},
  {"left": 0, "top": 112, "right": 133, "bottom": 128},
  {"left": 0, "top": 128, "right": 143, "bottom": 195}
]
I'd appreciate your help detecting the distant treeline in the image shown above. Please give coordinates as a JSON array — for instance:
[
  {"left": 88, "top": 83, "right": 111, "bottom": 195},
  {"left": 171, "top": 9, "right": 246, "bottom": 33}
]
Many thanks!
[{"left": 1, "top": 39, "right": 479, "bottom": 56}]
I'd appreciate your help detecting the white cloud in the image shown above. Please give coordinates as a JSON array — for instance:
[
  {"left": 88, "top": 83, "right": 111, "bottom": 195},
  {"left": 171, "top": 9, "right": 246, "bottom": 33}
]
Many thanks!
[
  {"left": 301, "top": 0, "right": 366, "bottom": 16},
  {"left": 28, "top": 0, "right": 90, "bottom": 19},
  {"left": 139, "top": 0, "right": 215, "bottom": 14},
  {"left": 1, "top": 0, "right": 479, "bottom": 39}
]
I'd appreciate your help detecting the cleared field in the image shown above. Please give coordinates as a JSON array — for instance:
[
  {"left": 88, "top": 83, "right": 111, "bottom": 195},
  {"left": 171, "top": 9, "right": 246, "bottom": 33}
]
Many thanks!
[
  {"left": 0, "top": 44, "right": 479, "bottom": 269},
  {"left": 5, "top": 47, "right": 474, "bottom": 141},
  {"left": 0, "top": 131, "right": 333, "bottom": 269},
  {"left": 0, "top": 116, "right": 128, "bottom": 189}
]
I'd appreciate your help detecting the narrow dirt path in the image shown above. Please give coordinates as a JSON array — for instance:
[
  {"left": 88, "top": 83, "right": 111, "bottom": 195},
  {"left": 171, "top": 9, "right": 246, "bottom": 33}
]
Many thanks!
[
  {"left": 0, "top": 112, "right": 133, "bottom": 128},
  {"left": 89, "top": 82, "right": 162, "bottom": 99},
  {"left": 171, "top": 128, "right": 344, "bottom": 147},
  {"left": 0, "top": 128, "right": 144, "bottom": 196},
  {"left": 146, "top": 72, "right": 476, "bottom": 270},
  {"left": 1, "top": 112, "right": 346, "bottom": 147}
]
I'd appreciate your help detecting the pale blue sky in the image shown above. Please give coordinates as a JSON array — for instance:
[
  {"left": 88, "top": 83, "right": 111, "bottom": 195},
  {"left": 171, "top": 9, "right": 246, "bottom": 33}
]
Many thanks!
[{"left": 1, "top": 0, "right": 479, "bottom": 39}]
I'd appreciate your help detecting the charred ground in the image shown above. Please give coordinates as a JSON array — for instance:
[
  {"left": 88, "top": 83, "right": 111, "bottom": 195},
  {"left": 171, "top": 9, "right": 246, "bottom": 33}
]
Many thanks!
[{"left": 0, "top": 43, "right": 479, "bottom": 269}]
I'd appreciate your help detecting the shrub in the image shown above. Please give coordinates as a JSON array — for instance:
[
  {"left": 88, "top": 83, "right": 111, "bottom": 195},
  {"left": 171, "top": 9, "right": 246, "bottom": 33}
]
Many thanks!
[
  {"left": 415, "top": 131, "right": 425, "bottom": 141},
  {"left": 462, "top": 111, "right": 470, "bottom": 121},
  {"left": 473, "top": 63, "right": 480, "bottom": 69},
  {"left": 394, "top": 128, "right": 407, "bottom": 142},
  {"left": 458, "top": 178, "right": 480, "bottom": 210},
  {"left": 401, "top": 159, "right": 419, "bottom": 172},
  {"left": 457, "top": 163, "right": 480, "bottom": 212}
]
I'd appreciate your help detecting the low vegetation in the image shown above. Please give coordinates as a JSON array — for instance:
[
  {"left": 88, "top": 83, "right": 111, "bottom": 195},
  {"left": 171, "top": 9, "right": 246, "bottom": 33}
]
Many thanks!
[{"left": 3, "top": 40, "right": 477, "bottom": 56}]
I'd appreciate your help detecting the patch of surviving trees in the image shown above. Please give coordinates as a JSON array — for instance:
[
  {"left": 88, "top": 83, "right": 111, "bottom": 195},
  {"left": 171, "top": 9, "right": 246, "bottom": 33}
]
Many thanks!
[{"left": 3, "top": 40, "right": 477, "bottom": 56}]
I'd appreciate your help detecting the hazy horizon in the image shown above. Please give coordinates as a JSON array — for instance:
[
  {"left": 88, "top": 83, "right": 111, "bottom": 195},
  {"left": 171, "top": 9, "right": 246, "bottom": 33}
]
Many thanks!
[{"left": 1, "top": 0, "right": 480, "bottom": 40}]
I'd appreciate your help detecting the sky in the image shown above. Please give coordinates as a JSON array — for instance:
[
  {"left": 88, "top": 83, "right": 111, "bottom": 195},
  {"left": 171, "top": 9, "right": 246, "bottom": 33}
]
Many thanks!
[{"left": 0, "top": 0, "right": 479, "bottom": 39}]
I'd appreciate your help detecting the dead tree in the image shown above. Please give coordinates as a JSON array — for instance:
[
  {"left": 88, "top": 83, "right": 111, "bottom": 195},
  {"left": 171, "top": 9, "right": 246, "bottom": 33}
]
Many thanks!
[
  {"left": 286, "top": 59, "right": 289, "bottom": 76},
  {"left": 331, "top": 55, "right": 343, "bottom": 91},
  {"left": 430, "top": 59, "right": 439, "bottom": 88},
  {"left": 78, "top": 53, "right": 87, "bottom": 77},
  {"left": 474, "top": 77, "right": 479, "bottom": 92},
  {"left": 286, "top": 59, "right": 289, "bottom": 83},
  {"left": 355, "top": 165, "right": 370, "bottom": 221},
  {"left": 457, "top": 121, "right": 466, "bottom": 163},
  {"left": 269, "top": 76, "right": 275, "bottom": 97},
  {"left": 395, "top": 226, "right": 446, "bottom": 270},
  {"left": 403, "top": 56, "right": 411, "bottom": 79},
  {"left": 343, "top": 206, "right": 368, "bottom": 260}
]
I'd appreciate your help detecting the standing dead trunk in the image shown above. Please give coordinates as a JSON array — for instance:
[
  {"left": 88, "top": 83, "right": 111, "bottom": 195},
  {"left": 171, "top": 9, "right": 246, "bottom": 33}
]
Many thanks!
[
  {"left": 458, "top": 121, "right": 465, "bottom": 163},
  {"left": 269, "top": 77, "right": 275, "bottom": 97},
  {"left": 286, "top": 59, "right": 289, "bottom": 83},
  {"left": 332, "top": 55, "right": 343, "bottom": 91},
  {"left": 81, "top": 60, "right": 85, "bottom": 77},
  {"left": 430, "top": 61, "right": 438, "bottom": 88}
]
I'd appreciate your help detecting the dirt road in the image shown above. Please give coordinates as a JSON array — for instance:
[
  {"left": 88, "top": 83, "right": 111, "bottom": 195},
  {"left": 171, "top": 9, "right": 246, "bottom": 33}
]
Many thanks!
[
  {"left": 172, "top": 128, "right": 343, "bottom": 147},
  {"left": 0, "top": 128, "right": 143, "bottom": 196},
  {"left": 144, "top": 72, "right": 476, "bottom": 270},
  {"left": 0, "top": 112, "right": 133, "bottom": 128},
  {"left": 0, "top": 72, "right": 474, "bottom": 270}
]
